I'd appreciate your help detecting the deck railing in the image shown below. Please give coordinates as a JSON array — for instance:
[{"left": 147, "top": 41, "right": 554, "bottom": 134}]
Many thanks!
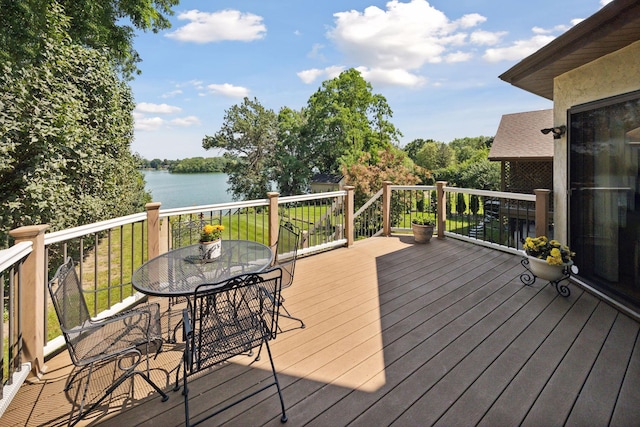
[
  {"left": 0, "top": 242, "right": 32, "bottom": 416},
  {"left": 0, "top": 182, "right": 549, "bottom": 411},
  {"left": 387, "top": 183, "right": 551, "bottom": 254}
]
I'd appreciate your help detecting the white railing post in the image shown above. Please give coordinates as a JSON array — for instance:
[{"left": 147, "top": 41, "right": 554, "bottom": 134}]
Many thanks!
[
  {"left": 382, "top": 181, "right": 392, "bottom": 236},
  {"left": 436, "top": 181, "right": 447, "bottom": 239},
  {"left": 8, "top": 224, "right": 49, "bottom": 379}
]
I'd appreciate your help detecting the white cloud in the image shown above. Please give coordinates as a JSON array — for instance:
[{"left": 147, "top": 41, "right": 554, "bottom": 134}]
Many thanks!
[
  {"left": 321, "top": 0, "right": 488, "bottom": 87},
  {"left": 297, "top": 66, "right": 346, "bottom": 84},
  {"left": 308, "top": 43, "right": 326, "bottom": 60},
  {"left": 170, "top": 116, "right": 201, "bottom": 127},
  {"left": 470, "top": 30, "right": 507, "bottom": 46},
  {"left": 445, "top": 51, "right": 472, "bottom": 63},
  {"left": 134, "top": 116, "right": 165, "bottom": 132},
  {"left": 355, "top": 67, "right": 426, "bottom": 87},
  {"left": 161, "top": 89, "right": 183, "bottom": 99},
  {"left": 483, "top": 34, "right": 556, "bottom": 62},
  {"left": 328, "top": 0, "right": 489, "bottom": 70},
  {"left": 600, "top": 0, "right": 614, "bottom": 6},
  {"left": 166, "top": 9, "right": 266, "bottom": 43},
  {"left": 207, "top": 83, "right": 250, "bottom": 98},
  {"left": 135, "top": 102, "right": 182, "bottom": 114},
  {"left": 455, "top": 13, "right": 486, "bottom": 29}
]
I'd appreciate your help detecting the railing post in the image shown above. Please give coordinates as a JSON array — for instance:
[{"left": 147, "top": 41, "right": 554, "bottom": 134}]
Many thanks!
[
  {"left": 9, "top": 224, "right": 49, "bottom": 378},
  {"left": 534, "top": 189, "right": 551, "bottom": 237},
  {"left": 268, "top": 192, "right": 280, "bottom": 250},
  {"left": 382, "top": 181, "right": 392, "bottom": 236},
  {"left": 145, "top": 202, "right": 161, "bottom": 260},
  {"left": 436, "top": 181, "right": 447, "bottom": 239},
  {"left": 344, "top": 186, "right": 355, "bottom": 247}
]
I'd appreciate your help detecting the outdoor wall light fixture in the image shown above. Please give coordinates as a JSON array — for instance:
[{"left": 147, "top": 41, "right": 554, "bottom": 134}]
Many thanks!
[{"left": 540, "top": 125, "right": 566, "bottom": 139}]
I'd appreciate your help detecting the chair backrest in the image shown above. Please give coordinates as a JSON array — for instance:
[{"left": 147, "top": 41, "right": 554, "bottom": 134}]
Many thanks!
[
  {"left": 274, "top": 221, "right": 301, "bottom": 263},
  {"left": 48, "top": 258, "right": 92, "bottom": 364},
  {"left": 187, "top": 268, "right": 283, "bottom": 371},
  {"left": 274, "top": 221, "right": 300, "bottom": 288}
]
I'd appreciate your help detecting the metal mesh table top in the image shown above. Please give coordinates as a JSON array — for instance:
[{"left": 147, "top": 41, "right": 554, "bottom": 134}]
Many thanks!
[{"left": 132, "top": 240, "right": 274, "bottom": 297}]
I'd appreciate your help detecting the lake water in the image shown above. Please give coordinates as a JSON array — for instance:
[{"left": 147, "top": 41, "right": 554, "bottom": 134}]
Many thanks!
[{"left": 141, "top": 170, "right": 233, "bottom": 209}]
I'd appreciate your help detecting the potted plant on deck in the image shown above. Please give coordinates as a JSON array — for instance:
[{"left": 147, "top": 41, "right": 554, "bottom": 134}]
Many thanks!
[
  {"left": 199, "top": 223, "right": 224, "bottom": 260},
  {"left": 523, "top": 236, "right": 575, "bottom": 281},
  {"left": 411, "top": 217, "right": 435, "bottom": 243}
]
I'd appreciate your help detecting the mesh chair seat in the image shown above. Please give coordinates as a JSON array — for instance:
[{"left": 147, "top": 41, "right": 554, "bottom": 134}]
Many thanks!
[
  {"left": 49, "top": 258, "right": 168, "bottom": 426},
  {"left": 67, "top": 306, "right": 161, "bottom": 365}
]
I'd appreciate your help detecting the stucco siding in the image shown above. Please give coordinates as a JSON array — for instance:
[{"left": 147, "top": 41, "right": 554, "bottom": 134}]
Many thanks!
[{"left": 552, "top": 40, "right": 640, "bottom": 241}]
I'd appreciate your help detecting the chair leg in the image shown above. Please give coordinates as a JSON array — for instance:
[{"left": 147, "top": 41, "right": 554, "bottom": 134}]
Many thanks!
[
  {"left": 263, "top": 338, "right": 288, "bottom": 423},
  {"left": 278, "top": 303, "right": 305, "bottom": 332},
  {"left": 69, "top": 356, "right": 169, "bottom": 426}
]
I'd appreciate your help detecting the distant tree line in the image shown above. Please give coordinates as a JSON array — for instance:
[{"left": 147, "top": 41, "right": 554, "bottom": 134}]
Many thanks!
[
  {"left": 403, "top": 137, "right": 499, "bottom": 190},
  {"left": 137, "top": 156, "right": 229, "bottom": 173}
]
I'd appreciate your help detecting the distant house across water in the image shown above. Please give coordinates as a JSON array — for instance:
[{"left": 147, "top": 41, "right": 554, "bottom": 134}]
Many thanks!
[{"left": 310, "top": 173, "right": 345, "bottom": 193}]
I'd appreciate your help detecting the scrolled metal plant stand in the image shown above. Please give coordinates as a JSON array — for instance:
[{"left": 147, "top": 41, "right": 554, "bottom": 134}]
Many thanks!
[{"left": 520, "top": 257, "right": 577, "bottom": 297}]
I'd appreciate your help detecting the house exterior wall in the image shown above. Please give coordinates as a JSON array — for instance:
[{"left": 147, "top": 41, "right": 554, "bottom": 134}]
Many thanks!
[{"left": 552, "top": 40, "right": 640, "bottom": 241}]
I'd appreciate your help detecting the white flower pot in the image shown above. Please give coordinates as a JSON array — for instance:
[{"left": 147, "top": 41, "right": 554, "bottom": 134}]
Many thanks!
[
  {"left": 526, "top": 255, "right": 570, "bottom": 281},
  {"left": 199, "top": 239, "right": 222, "bottom": 260}
]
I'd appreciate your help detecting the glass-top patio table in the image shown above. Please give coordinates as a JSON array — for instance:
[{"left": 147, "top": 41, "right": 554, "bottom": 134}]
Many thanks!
[{"left": 132, "top": 240, "right": 274, "bottom": 297}]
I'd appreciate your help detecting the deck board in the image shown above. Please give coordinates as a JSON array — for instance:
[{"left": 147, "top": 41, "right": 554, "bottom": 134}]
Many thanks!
[{"left": 4, "top": 236, "right": 640, "bottom": 427}]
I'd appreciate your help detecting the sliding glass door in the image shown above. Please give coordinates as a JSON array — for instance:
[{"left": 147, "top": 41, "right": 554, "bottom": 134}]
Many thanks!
[{"left": 569, "top": 91, "right": 640, "bottom": 309}]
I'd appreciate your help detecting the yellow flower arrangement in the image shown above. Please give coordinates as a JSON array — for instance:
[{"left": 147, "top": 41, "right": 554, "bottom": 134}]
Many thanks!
[
  {"left": 200, "top": 224, "right": 224, "bottom": 242},
  {"left": 524, "top": 236, "right": 574, "bottom": 265}
]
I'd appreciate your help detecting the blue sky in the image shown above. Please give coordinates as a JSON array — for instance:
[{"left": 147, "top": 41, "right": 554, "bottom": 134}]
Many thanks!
[{"left": 129, "top": 0, "right": 612, "bottom": 160}]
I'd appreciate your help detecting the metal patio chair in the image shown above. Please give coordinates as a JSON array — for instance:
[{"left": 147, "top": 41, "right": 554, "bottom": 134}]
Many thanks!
[
  {"left": 48, "top": 258, "right": 169, "bottom": 426},
  {"left": 270, "top": 220, "right": 304, "bottom": 333},
  {"left": 180, "top": 269, "right": 287, "bottom": 426}
]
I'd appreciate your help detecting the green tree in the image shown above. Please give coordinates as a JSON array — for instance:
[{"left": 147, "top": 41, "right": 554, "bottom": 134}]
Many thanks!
[
  {"left": 170, "top": 157, "right": 227, "bottom": 173},
  {"left": 304, "top": 68, "right": 401, "bottom": 173},
  {"left": 0, "top": 0, "right": 179, "bottom": 79},
  {"left": 403, "top": 138, "right": 435, "bottom": 162},
  {"left": 0, "top": 5, "right": 149, "bottom": 247},
  {"left": 202, "top": 97, "right": 277, "bottom": 201},
  {"left": 458, "top": 159, "right": 500, "bottom": 190},
  {"left": 272, "top": 107, "right": 313, "bottom": 196},
  {"left": 456, "top": 192, "right": 467, "bottom": 216},
  {"left": 450, "top": 136, "right": 493, "bottom": 163},
  {"left": 415, "top": 141, "right": 454, "bottom": 171}
]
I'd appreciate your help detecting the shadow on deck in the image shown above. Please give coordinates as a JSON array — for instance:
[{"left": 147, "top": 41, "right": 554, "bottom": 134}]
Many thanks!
[{"left": 3, "top": 236, "right": 640, "bottom": 426}]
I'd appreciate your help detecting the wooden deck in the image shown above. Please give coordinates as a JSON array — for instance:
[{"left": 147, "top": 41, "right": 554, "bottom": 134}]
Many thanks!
[{"left": 4, "top": 236, "right": 640, "bottom": 426}]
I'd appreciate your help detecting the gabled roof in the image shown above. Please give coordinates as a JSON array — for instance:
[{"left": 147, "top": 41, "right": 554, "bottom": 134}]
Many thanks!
[
  {"left": 499, "top": 0, "right": 640, "bottom": 100},
  {"left": 310, "top": 173, "right": 344, "bottom": 184},
  {"left": 489, "top": 109, "right": 553, "bottom": 161}
]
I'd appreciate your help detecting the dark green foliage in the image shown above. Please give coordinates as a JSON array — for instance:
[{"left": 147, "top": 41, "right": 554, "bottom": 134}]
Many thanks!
[
  {"left": 470, "top": 194, "right": 480, "bottom": 215},
  {"left": 0, "top": 0, "right": 179, "bottom": 79},
  {"left": 202, "top": 97, "right": 277, "bottom": 201},
  {"left": 456, "top": 192, "right": 467, "bottom": 215},
  {"left": 0, "top": 5, "right": 149, "bottom": 247},
  {"left": 304, "top": 68, "right": 401, "bottom": 174},
  {"left": 169, "top": 157, "right": 228, "bottom": 173}
]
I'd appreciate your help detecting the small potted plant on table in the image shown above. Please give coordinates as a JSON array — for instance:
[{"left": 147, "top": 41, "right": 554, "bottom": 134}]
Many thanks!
[
  {"left": 411, "top": 217, "right": 435, "bottom": 243},
  {"left": 199, "top": 223, "right": 224, "bottom": 260}
]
